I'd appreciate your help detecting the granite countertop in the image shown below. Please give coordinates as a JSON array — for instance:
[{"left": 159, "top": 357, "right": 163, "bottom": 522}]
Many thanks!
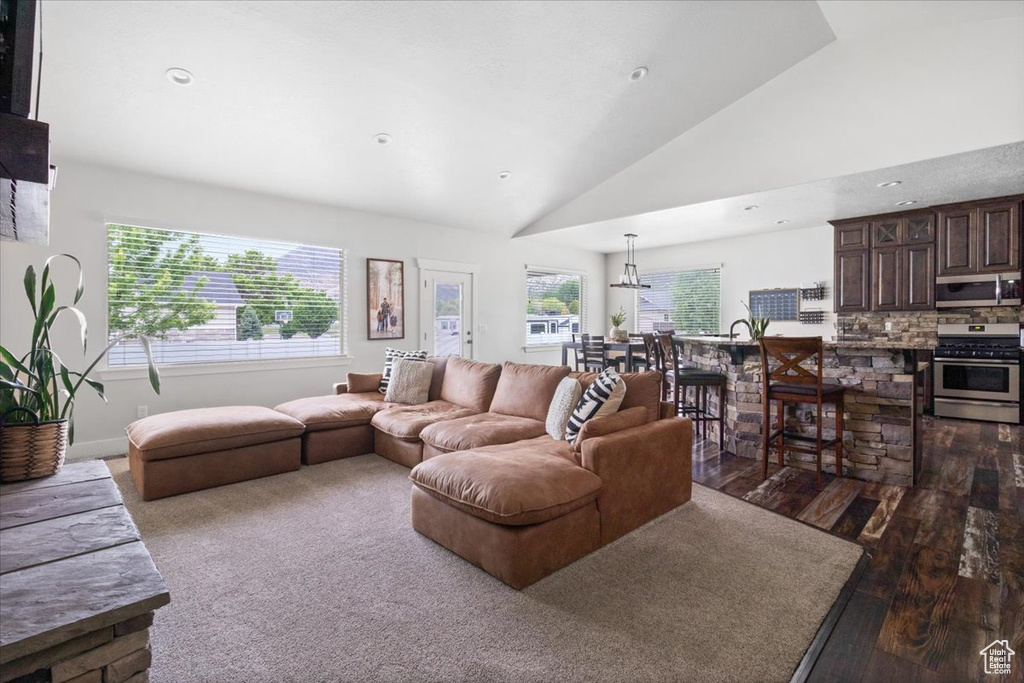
[{"left": 672, "top": 335, "right": 935, "bottom": 351}]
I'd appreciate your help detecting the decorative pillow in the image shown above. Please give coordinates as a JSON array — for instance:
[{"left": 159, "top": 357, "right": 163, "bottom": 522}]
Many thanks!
[
  {"left": 565, "top": 368, "right": 626, "bottom": 445},
  {"left": 545, "top": 377, "right": 583, "bottom": 440},
  {"left": 379, "top": 347, "right": 428, "bottom": 394},
  {"left": 384, "top": 359, "right": 434, "bottom": 405}
]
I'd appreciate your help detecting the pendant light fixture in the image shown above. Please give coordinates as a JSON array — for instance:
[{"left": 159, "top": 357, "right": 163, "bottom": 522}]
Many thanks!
[{"left": 610, "top": 233, "right": 650, "bottom": 289}]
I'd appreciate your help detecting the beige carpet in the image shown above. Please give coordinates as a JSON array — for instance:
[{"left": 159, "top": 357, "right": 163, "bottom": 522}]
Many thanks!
[{"left": 106, "top": 455, "right": 862, "bottom": 683}]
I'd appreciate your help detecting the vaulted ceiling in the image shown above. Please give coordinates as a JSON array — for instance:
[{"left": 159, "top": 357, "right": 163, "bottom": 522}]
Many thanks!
[{"left": 40, "top": 1, "right": 1024, "bottom": 248}]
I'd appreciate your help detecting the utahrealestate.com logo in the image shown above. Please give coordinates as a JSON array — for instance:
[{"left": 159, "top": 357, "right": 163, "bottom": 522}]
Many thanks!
[{"left": 980, "top": 640, "right": 1015, "bottom": 675}]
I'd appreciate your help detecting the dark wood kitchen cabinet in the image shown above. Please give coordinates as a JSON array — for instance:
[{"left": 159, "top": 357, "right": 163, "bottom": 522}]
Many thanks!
[
  {"left": 835, "top": 247, "right": 870, "bottom": 312},
  {"left": 978, "top": 200, "right": 1020, "bottom": 273},
  {"left": 903, "top": 242, "right": 935, "bottom": 309},
  {"left": 936, "top": 196, "right": 1022, "bottom": 276},
  {"left": 872, "top": 245, "right": 901, "bottom": 311},
  {"left": 833, "top": 211, "right": 935, "bottom": 313}
]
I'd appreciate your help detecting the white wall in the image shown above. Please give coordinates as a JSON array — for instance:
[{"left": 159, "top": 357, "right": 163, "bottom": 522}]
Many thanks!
[
  {"left": 0, "top": 161, "right": 605, "bottom": 458},
  {"left": 606, "top": 225, "right": 834, "bottom": 338}
]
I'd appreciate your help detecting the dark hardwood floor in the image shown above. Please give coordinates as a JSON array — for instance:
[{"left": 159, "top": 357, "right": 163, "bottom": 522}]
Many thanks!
[{"left": 691, "top": 417, "right": 1023, "bottom": 683}]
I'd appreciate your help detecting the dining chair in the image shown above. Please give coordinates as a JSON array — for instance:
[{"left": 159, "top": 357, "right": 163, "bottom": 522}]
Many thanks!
[
  {"left": 580, "top": 334, "right": 621, "bottom": 372},
  {"left": 627, "top": 334, "right": 650, "bottom": 370}
]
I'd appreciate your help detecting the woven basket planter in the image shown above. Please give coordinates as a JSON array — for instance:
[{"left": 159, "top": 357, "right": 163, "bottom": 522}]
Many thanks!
[{"left": 0, "top": 419, "right": 69, "bottom": 483}]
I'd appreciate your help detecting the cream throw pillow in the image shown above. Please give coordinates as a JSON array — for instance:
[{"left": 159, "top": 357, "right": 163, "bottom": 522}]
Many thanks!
[
  {"left": 545, "top": 377, "right": 583, "bottom": 440},
  {"left": 384, "top": 359, "right": 433, "bottom": 405}
]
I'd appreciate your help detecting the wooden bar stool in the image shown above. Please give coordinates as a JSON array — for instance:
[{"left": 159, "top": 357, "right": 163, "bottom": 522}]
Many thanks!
[
  {"left": 758, "top": 337, "right": 845, "bottom": 487},
  {"left": 657, "top": 333, "right": 726, "bottom": 448}
]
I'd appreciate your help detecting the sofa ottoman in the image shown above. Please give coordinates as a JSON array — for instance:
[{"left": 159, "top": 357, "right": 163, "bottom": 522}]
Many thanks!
[
  {"left": 410, "top": 448, "right": 603, "bottom": 589},
  {"left": 126, "top": 406, "right": 304, "bottom": 500},
  {"left": 275, "top": 393, "right": 391, "bottom": 465}
]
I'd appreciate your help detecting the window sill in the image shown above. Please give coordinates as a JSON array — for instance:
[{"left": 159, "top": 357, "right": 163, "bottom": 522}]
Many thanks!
[
  {"left": 522, "top": 344, "right": 564, "bottom": 354},
  {"left": 98, "top": 355, "right": 353, "bottom": 381}
]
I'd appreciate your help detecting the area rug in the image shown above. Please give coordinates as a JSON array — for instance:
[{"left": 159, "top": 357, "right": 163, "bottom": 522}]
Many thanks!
[{"left": 106, "top": 454, "right": 862, "bottom": 683}]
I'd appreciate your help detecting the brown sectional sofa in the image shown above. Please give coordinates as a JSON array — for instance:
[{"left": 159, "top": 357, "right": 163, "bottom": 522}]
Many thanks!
[{"left": 126, "top": 356, "right": 693, "bottom": 588}]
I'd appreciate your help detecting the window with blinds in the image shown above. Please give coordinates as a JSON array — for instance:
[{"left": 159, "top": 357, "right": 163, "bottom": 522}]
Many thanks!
[
  {"left": 525, "top": 268, "right": 586, "bottom": 346},
  {"left": 635, "top": 268, "right": 721, "bottom": 335},
  {"left": 106, "top": 224, "right": 345, "bottom": 366}
]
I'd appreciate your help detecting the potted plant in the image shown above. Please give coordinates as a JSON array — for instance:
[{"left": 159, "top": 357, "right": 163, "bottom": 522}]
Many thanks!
[
  {"left": 741, "top": 301, "right": 771, "bottom": 341},
  {"left": 0, "top": 255, "right": 160, "bottom": 482},
  {"left": 608, "top": 306, "right": 629, "bottom": 342}
]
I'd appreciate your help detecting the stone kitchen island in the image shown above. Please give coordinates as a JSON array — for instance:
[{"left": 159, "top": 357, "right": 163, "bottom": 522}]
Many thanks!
[{"left": 673, "top": 336, "right": 931, "bottom": 486}]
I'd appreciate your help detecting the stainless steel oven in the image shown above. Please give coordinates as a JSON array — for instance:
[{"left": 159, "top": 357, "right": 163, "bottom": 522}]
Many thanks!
[
  {"left": 935, "top": 271, "right": 1022, "bottom": 308},
  {"left": 933, "top": 323, "right": 1021, "bottom": 424}
]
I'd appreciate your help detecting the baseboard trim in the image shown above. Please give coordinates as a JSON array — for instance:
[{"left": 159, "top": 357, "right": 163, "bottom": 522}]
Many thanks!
[{"left": 67, "top": 437, "right": 128, "bottom": 462}]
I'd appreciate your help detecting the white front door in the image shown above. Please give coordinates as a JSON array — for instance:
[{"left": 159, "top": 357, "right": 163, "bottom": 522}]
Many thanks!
[{"left": 420, "top": 270, "right": 474, "bottom": 358}]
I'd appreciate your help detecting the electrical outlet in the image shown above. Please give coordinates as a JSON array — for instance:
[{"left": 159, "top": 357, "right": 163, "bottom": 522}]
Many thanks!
[
  {"left": 137, "top": 405, "right": 148, "bottom": 418},
  {"left": 884, "top": 321, "right": 893, "bottom": 331},
  {"left": 477, "top": 324, "right": 488, "bottom": 333}
]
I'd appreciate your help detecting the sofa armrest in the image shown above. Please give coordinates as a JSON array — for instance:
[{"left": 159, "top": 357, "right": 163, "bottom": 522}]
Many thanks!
[
  {"left": 333, "top": 383, "right": 349, "bottom": 395},
  {"left": 580, "top": 417, "right": 692, "bottom": 545}
]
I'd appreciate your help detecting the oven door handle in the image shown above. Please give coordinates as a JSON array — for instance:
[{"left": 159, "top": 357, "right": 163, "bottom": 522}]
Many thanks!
[
  {"left": 934, "top": 358, "right": 1020, "bottom": 365},
  {"left": 934, "top": 397, "right": 1020, "bottom": 407}
]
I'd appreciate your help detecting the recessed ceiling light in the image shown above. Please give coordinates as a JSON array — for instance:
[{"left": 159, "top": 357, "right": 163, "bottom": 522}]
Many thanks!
[
  {"left": 744, "top": 205, "right": 759, "bottom": 211},
  {"left": 877, "top": 180, "right": 902, "bottom": 188},
  {"left": 629, "top": 67, "right": 648, "bottom": 82},
  {"left": 776, "top": 220, "right": 789, "bottom": 224},
  {"left": 896, "top": 200, "right": 917, "bottom": 206},
  {"left": 374, "top": 133, "right": 392, "bottom": 145},
  {"left": 165, "top": 68, "right": 194, "bottom": 86},
  {"left": 498, "top": 171, "right": 511, "bottom": 180}
]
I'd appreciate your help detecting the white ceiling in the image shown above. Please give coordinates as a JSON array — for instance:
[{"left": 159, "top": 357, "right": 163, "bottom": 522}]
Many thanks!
[
  {"left": 517, "top": 4, "right": 1024, "bottom": 240},
  {"left": 817, "top": 0, "right": 1024, "bottom": 38},
  {"left": 39, "top": 0, "right": 834, "bottom": 235},
  {"left": 522, "top": 142, "right": 1024, "bottom": 254}
]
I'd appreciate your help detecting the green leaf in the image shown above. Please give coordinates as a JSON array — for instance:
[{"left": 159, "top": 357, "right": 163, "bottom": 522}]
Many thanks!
[
  {"left": 0, "top": 345, "right": 34, "bottom": 380},
  {"left": 139, "top": 336, "right": 162, "bottom": 394},
  {"left": 51, "top": 306, "right": 89, "bottom": 352},
  {"left": 23, "top": 265, "right": 37, "bottom": 314}
]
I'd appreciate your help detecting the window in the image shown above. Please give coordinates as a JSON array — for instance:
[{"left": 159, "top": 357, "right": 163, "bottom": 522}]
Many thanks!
[
  {"left": 525, "top": 268, "right": 586, "bottom": 346},
  {"left": 106, "top": 224, "right": 345, "bottom": 366},
  {"left": 635, "top": 268, "right": 721, "bottom": 335}
]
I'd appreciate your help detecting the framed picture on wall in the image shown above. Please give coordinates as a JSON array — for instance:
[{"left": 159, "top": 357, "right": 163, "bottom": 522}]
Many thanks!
[{"left": 367, "top": 258, "right": 405, "bottom": 340}]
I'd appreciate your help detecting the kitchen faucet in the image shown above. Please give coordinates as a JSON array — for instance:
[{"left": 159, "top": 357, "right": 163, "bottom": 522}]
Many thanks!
[{"left": 728, "top": 318, "right": 752, "bottom": 341}]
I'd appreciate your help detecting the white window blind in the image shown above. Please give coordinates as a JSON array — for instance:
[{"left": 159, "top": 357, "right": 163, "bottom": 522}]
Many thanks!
[
  {"left": 635, "top": 268, "right": 721, "bottom": 335},
  {"left": 525, "top": 268, "right": 586, "bottom": 346},
  {"left": 107, "top": 224, "right": 345, "bottom": 366}
]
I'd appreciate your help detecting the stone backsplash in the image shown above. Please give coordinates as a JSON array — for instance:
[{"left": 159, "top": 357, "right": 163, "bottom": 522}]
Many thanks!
[{"left": 836, "top": 307, "right": 1023, "bottom": 346}]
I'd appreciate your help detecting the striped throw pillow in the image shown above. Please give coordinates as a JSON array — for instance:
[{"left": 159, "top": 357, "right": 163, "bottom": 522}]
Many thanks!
[
  {"left": 565, "top": 368, "right": 626, "bottom": 445},
  {"left": 379, "top": 347, "right": 428, "bottom": 394}
]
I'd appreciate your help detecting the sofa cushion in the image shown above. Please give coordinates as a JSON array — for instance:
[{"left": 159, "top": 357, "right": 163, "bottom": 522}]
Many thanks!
[
  {"left": 546, "top": 377, "right": 582, "bottom": 440},
  {"left": 370, "top": 400, "right": 478, "bottom": 441},
  {"left": 570, "top": 370, "right": 662, "bottom": 423},
  {"left": 488, "top": 362, "right": 571, "bottom": 422},
  {"left": 384, "top": 358, "right": 434, "bottom": 405},
  {"left": 420, "top": 413, "right": 548, "bottom": 453},
  {"left": 427, "top": 356, "right": 448, "bottom": 401},
  {"left": 126, "top": 406, "right": 305, "bottom": 462},
  {"left": 438, "top": 357, "right": 502, "bottom": 412},
  {"left": 275, "top": 393, "right": 390, "bottom": 432},
  {"left": 573, "top": 406, "right": 649, "bottom": 452},
  {"left": 347, "top": 373, "right": 382, "bottom": 394},
  {"left": 410, "top": 449, "right": 602, "bottom": 526}
]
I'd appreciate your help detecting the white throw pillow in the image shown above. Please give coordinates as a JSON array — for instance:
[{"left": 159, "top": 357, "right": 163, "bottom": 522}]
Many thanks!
[
  {"left": 545, "top": 377, "right": 583, "bottom": 440},
  {"left": 384, "top": 358, "right": 434, "bottom": 405},
  {"left": 565, "top": 368, "right": 626, "bottom": 445},
  {"left": 379, "top": 347, "right": 428, "bottom": 394}
]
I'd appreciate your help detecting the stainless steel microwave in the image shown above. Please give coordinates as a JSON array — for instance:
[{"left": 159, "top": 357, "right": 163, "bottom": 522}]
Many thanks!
[{"left": 935, "top": 271, "right": 1022, "bottom": 308}]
